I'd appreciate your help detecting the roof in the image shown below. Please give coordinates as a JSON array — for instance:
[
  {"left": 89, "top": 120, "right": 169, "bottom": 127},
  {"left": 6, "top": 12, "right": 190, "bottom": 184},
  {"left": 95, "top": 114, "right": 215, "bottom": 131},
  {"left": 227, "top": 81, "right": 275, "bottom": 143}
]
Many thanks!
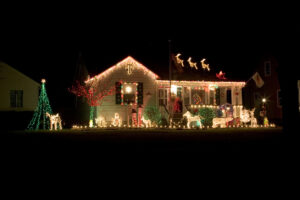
[
  {"left": 85, "top": 56, "right": 160, "bottom": 84},
  {"left": 0, "top": 61, "right": 40, "bottom": 86},
  {"left": 85, "top": 56, "right": 245, "bottom": 84}
]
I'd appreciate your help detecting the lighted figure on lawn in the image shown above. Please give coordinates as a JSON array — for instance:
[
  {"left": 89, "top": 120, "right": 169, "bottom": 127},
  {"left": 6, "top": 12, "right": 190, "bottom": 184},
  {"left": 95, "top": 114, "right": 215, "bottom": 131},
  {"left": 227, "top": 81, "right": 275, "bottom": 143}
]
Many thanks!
[
  {"left": 27, "top": 79, "right": 53, "bottom": 130},
  {"left": 250, "top": 108, "right": 258, "bottom": 127},
  {"left": 212, "top": 117, "right": 233, "bottom": 128},
  {"left": 95, "top": 116, "right": 107, "bottom": 127},
  {"left": 187, "top": 57, "right": 198, "bottom": 70},
  {"left": 264, "top": 117, "right": 269, "bottom": 127},
  {"left": 240, "top": 108, "right": 251, "bottom": 126},
  {"left": 200, "top": 58, "right": 210, "bottom": 71},
  {"left": 69, "top": 81, "right": 118, "bottom": 127},
  {"left": 183, "top": 111, "right": 202, "bottom": 129},
  {"left": 112, "top": 113, "right": 122, "bottom": 127},
  {"left": 141, "top": 116, "right": 152, "bottom": 128},
  {"left": 46, "top": 112, "right": 62, "bottom": 130}
]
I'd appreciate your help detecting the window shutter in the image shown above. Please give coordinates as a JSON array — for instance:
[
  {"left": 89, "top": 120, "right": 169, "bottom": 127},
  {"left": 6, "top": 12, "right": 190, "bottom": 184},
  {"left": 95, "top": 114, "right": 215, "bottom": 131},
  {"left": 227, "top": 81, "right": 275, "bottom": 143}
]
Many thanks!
[
  {"left": 216, "top": 88, "right": 220, "bottom": 105},
  {"left": 115, "top": 82, "right": 122, "bottom": 104},
  {"left": 137, "top": 82, "right": 143, "bottom": 105}
]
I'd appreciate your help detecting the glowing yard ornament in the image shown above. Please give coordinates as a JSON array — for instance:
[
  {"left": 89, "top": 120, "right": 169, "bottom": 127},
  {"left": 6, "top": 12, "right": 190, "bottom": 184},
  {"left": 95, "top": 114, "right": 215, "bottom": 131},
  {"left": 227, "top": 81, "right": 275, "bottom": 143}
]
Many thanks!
[
  {"left": 125, "top": 63, "right": 134, "bottom": 75},
  {"left": 250, "top": 108, "right": 257, "bottom": 127},
  {"left": 141, "top": 116, "right": 152, "bottom": 128},
  {"left": 200, "top": 58, "right": 210, "bottom": 71},
  {"left": 175, "top": 53, "right": 184, "bottom": 67},
  {"left": 183, "top": 111, "right": 202, "bottom": 129},
  {"left": 240, "top": 108, "right": 251, "bottom": 125},
  {"left": 27, "top": 79, "right": 53, "bottom": 130},
  {"left": 212, "top": 117, "right": 233, "bottom": 128},
  {"left": 112, "top": 113, "right": 122, "bottom": 127},
  {"left": 216, "top": 71, "right": 227, "bottom": 80},
  {"left": 187, "top": 57, "right": 198, "bottom": 70},
  {"left": 46, "top": 112, "right": 62, "bottom": 130},
  {"left": 95, "top": 116, "right": 107, "bottom": 127}
]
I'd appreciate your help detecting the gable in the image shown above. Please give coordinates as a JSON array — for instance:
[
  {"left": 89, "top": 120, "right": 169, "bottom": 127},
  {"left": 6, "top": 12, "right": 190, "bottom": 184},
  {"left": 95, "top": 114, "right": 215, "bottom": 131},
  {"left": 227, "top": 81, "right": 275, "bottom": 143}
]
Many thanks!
[
  {"left": 85, "top": 56, "right": 159, "bottom": 85},
  {"left": 0, "top": 62, "right": 40, "bottom": 87}
]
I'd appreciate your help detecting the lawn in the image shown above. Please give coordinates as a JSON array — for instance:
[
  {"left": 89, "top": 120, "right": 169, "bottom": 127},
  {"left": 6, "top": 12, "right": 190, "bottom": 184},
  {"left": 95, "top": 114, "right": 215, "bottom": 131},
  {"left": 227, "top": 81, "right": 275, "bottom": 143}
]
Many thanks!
[{"left": 1, "top": 127, "right": 285, "bottom": 153}]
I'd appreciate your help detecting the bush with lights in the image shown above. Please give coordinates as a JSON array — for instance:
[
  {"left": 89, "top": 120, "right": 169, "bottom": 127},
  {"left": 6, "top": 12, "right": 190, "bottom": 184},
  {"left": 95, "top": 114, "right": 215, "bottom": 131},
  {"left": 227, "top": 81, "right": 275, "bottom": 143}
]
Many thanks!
[
  {"left": 143, "top": 105, "right": 162, "bottom": 126},
  {"left": 197, "top": 107, "right": 215, "bottom": 128}
]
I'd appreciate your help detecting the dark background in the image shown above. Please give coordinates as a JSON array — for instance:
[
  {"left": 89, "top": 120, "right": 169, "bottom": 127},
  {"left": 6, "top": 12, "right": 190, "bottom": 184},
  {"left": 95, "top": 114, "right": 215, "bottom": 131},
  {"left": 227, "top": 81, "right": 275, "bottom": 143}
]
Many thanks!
[{"left": 0, "top": 3, "right": 299, "bottom": 129}]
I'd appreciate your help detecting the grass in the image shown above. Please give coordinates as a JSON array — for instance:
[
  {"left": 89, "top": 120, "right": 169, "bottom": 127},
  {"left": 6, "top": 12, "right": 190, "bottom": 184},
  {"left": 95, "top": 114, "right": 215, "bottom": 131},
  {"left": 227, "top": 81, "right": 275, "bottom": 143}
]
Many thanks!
[{"left": 1, "top": 127, "right": 285, "bottom": 153}]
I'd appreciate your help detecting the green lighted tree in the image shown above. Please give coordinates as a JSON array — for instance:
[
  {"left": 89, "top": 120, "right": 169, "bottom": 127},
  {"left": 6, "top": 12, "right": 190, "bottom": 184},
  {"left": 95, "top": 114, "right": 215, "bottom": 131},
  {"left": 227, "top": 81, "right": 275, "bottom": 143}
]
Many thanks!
[
  {"left": 198, "top": 107, "right": 215, "bottom": 127},
  {"left": 27, "top": 79, "right": 53, "bottom": 130}
]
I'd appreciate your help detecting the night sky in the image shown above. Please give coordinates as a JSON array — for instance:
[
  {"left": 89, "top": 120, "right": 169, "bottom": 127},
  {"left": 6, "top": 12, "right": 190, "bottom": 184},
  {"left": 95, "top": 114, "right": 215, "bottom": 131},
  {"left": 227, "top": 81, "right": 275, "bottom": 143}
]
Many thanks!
[{"left": 0, "top": 4, "right": 297, "bottom": 114}]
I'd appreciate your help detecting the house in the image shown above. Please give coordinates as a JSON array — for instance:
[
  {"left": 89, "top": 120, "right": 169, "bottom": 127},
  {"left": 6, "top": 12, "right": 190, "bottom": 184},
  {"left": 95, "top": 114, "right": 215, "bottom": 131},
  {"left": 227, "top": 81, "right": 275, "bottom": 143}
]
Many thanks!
[
  {"left": 0, "top": 62, "right": 40, "bottom": 111},
  {"left": 242, "top": 55, "right": 282, "bottom": 125},
  {"left": 85, "top": 56, "right": 246, "bottom": 126}
]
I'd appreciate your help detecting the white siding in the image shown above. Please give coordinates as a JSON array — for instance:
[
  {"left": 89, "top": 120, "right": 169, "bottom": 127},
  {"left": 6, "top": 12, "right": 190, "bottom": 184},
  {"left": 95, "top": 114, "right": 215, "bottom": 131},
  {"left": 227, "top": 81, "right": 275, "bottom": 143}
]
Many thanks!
[
  {"left": 93, "top": 60, "right": 157, "bottom": 125},
  {"left": 0, "top": 62, "right": 40, "bottom": 111}
]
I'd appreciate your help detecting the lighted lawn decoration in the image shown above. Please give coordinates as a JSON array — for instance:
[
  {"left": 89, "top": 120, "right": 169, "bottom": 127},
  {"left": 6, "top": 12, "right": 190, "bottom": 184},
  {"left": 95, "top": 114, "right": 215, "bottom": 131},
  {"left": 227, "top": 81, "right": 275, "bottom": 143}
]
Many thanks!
[
  {"left": 69, "top": 81, "right": 117, "bottom": 127},
  {"left": 141, "top": 116, "right": 152, "bottom": 128},
  {"left": 240, "top": 108, "right": 251, "bottom": 125},
  {"left": 250, "top": 108, "right": 258, "bottom": 127},
  {"left": 183, "top": 111, "right": 202, "bottom": 129},
  {"left": 95, "top": 116, "right": 107, "bottom": 127},
  {"left": 112, "top": 113, "right": 122, "bottom": 127},
  {"left": 46, "top": 112, "right": 62, "bottom": 130},
  {"left": 27, "top": 79, "right": 53, "bottom": 130}
]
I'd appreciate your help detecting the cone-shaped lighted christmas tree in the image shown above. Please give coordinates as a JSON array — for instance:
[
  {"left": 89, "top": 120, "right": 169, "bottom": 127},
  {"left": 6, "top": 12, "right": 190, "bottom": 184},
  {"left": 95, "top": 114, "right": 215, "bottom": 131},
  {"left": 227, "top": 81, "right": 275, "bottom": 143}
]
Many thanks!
[{"left": 27, "top": 79, "right": 53, "bottom": 130}]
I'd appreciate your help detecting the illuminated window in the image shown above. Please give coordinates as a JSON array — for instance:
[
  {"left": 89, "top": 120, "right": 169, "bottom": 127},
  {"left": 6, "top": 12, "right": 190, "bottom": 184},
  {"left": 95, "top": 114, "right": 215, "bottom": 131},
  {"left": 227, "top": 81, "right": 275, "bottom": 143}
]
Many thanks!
[
  {"left": 10, "top": 90, "right": 23, "bottom": 108},
  {"left": 123, "top": 83, "right": 136, "bottom": 104},
  {"left": 159, "top": 89, "right": 168, "bottom": 106},
  {"left": 191, "top": 89, "right": 205, "bottom": 105},
  {"left": 264, "top": 61, "right": 271, "bottom": 77}
]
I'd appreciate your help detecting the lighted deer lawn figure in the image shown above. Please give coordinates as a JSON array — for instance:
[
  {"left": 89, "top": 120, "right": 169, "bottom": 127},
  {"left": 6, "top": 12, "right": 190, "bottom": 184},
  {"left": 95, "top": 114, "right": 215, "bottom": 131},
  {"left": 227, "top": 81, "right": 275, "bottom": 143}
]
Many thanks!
[
  {"left": 46, "top": 112, "right": 62, "bottom": 130},
  {"left": 183, "top": 111, "right": 202, "bottom": 128},
  {"left": 141, "top": 116, "right": 152, "bottom": 128}
]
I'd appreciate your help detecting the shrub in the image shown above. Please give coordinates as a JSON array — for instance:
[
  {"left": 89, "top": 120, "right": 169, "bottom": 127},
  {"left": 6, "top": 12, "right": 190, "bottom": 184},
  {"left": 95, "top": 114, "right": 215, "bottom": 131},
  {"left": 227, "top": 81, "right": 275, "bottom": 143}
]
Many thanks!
[
  {"left": 144, "top": 105, "right": 162, "bottom": 125},
  {"left": 197, "top": 108, "right": 215, "bottom": 127}
]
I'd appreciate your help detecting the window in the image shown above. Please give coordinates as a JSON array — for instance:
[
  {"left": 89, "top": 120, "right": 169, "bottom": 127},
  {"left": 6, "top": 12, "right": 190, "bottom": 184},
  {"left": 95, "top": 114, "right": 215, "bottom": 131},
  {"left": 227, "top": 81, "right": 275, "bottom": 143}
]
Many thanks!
[
  {"left": 183, "top": 87, "right": 190, "bottom": 105},
  {"left": 123, "top": 83, "right": 136, "bottom": 104},
  {"left": 226, "top": 89, "right": 232, "bottom": 104},
  {"left": 159, "top": 89, "right": 168, "bottom": 106},
  {"left": 191, "top": 89, "right": 205, "bottom": 105},
  {"left": 10, "top": 90, "right": 23, "bottom": 108},
  {"left": 277, "top": 89, "right": 282, "bottom": 108},
  {"left": 264, "top": 61, "right": 271, "bottom": 77}
]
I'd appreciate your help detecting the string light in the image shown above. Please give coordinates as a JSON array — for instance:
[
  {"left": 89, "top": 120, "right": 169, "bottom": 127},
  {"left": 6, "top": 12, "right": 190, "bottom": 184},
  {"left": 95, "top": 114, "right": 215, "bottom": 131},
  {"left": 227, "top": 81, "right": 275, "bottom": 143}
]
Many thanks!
[
  {"left": 201, "top": 58, "right": 210, "bottom": 71},
  {"left": 175, "top": 53, "right": 184, "bottom": 67},
  {"left": 187, "top": 57, "right": 198, "bottom": 70},
  {"left": 27, "top": 79, "right": 53, "bottom": 130}
]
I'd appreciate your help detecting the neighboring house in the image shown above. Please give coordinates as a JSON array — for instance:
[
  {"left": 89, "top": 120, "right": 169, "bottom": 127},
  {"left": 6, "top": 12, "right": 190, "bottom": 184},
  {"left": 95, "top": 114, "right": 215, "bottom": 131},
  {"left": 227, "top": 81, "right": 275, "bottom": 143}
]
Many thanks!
[
  {"left": 0, "top": 62, "right": 40, "bottom": 111},
  {"left": 243, "top": 55, "right": 282, "bottom": 125},
  {"left": 86, "top": 56, "right": 245, "bottom": 126}
]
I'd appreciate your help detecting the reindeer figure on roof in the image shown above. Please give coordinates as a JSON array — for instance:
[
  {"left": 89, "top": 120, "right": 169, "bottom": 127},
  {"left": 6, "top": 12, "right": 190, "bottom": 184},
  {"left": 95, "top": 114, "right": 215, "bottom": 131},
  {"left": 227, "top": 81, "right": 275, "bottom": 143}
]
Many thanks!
[{"left": 187, "top": 57, "right": 198, "bottom": 70}]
